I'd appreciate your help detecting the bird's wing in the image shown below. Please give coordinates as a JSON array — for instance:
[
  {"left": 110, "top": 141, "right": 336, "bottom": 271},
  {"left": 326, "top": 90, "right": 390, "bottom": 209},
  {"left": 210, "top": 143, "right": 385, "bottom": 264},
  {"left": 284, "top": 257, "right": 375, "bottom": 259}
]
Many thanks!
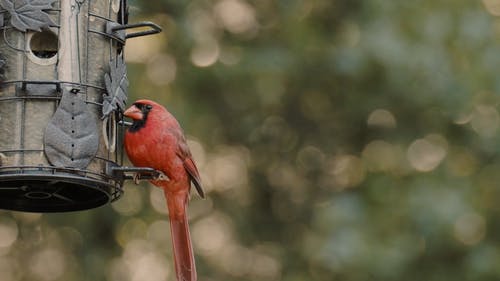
[
  {"left": 183, "top": 157, "right": 204, "bottom": 198},
  {"left": 177, "top": 134, "right": 205, "bottom": 198}
]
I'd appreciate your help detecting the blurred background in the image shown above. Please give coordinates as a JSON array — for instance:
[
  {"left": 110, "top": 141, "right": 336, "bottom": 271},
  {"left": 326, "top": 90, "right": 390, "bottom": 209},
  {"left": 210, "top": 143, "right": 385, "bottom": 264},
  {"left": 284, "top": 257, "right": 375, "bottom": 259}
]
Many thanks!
[{"left": 3, "top": 0, "right": 500, "bottom": 280}]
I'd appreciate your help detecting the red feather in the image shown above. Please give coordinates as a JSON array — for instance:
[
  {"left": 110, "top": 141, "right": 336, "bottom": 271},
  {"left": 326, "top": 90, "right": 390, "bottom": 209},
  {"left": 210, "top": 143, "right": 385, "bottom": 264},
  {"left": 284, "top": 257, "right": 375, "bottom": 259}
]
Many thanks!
[
  {"left": 123, "top": 99, "right": 203, "bottom": 281},
  {"left": 182, "top": 155, "right": 204, "bottom": 198}
]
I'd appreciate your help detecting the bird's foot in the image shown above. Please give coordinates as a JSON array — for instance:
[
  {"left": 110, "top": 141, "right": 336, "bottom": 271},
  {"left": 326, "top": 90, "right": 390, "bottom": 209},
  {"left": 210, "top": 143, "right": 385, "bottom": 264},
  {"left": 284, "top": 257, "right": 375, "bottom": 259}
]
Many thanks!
[
  {"left": 156, "top": 171, "right": 170, "bottom": 182},
  {"left": 132, "top": 173, "right": 141, "bottom": 185}
]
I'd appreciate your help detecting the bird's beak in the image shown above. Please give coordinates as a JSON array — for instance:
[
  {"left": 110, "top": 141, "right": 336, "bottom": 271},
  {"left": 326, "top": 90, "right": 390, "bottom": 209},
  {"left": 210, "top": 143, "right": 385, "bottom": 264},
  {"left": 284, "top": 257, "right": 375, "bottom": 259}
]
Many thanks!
[{"left": 123, "top": 105, "right": 143, "bottom": 120}]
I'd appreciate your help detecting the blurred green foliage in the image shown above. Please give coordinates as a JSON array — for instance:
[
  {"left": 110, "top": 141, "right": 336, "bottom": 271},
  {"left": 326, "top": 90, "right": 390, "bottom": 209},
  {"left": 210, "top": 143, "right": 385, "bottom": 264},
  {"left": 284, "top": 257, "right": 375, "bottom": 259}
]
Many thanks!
[{"left": 4, "top": 0, "right": 500, "bottom": 280}]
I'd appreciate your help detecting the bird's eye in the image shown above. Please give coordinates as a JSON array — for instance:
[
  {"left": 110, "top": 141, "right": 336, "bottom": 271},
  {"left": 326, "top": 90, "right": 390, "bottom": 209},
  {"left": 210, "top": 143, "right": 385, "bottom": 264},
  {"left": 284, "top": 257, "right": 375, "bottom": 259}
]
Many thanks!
[{"left": 145, "top": 104, "right": 153, "bottom": 110}]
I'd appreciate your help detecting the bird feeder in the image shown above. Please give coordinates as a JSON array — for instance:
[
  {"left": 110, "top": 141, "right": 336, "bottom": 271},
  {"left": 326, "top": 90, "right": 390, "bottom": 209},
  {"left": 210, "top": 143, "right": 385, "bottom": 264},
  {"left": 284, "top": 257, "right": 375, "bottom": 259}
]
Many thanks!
[{"left": 0, "top": 0, "right": 161, "bottom": 212}]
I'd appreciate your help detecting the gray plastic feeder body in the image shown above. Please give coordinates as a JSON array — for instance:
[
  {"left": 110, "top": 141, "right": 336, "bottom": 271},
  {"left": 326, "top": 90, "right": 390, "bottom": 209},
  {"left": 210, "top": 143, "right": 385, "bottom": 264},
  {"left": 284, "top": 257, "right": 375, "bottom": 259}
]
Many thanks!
[{"left": 0, "top": 0, "right": 160, "bottom": 212}]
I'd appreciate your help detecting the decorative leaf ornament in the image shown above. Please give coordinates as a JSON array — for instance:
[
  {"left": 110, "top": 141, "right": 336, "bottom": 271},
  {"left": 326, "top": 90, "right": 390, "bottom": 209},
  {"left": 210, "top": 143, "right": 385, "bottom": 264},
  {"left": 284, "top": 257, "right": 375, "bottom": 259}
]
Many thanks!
[
  {"left": 102, "top": 55, "right": 129, "bottom": 118},
  {"left": 0, "top": 0, "right": 56, "bottom": 32},
  {"left": 44, "top": 89, "right": 99, "bottom": 168}
]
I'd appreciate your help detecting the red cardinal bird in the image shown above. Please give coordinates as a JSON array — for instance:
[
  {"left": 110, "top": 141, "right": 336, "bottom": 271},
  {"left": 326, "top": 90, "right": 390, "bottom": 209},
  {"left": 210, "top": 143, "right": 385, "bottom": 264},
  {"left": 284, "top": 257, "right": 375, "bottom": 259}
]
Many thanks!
[{"left": 123, "top": 99, "right": 204, "bottom": 281}]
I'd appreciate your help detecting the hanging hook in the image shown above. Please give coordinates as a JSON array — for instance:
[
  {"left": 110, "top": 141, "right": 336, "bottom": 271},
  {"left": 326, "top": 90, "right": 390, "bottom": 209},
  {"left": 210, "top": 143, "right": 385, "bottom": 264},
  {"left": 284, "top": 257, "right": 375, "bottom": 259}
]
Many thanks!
[{"left": 106, "top": 21, "right": 162, "bottom": 43}]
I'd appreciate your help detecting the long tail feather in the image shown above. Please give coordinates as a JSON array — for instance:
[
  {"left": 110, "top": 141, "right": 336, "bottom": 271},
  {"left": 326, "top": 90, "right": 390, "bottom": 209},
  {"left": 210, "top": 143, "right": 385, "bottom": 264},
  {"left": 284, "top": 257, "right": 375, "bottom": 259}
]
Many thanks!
[{"left": 165, "top": 190, "right": 197, "bottom": 281}]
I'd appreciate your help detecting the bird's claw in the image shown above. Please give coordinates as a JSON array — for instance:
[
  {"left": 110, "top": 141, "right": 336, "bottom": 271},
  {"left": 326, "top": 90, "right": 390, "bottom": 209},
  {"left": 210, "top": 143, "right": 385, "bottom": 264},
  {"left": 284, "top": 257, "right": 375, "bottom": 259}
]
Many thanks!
[
  {"left": 130, "top": 171, "right": 168, "bottom": 184},
  {"left": 156, "top": 171, "right": 170, "bottom": 182},
  {"left": 132, "top": 173, "right": 141, "bottom": 185}
]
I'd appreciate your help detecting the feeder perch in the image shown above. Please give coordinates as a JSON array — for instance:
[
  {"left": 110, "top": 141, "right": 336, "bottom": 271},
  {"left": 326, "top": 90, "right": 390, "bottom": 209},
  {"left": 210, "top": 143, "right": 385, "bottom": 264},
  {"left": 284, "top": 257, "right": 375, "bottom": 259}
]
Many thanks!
[{"left": 0, "top": 0, "right": 161, "bottom": 212}]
